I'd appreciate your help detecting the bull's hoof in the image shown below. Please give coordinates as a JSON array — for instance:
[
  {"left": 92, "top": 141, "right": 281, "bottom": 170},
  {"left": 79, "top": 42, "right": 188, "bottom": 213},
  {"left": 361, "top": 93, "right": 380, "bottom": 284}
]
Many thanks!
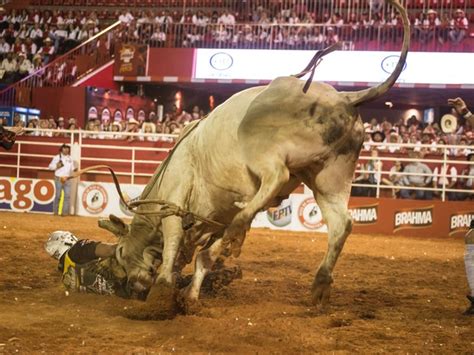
[
  {"left": 311, "top": 282, "right": 332, "bottom": 309},
  {"left": 311, "top": 269, "right": 333, "bottom": 308},
  {"left": 125, "top": 281, "right": 178, "bottom": 320},
  {"left": 177, "top": 289, "right": 202, "bottom": 315}
]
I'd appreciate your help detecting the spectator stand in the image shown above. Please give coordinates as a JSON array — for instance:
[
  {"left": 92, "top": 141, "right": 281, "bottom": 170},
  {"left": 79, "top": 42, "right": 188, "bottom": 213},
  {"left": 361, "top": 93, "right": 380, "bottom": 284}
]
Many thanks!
[
  {"left": 0, "top": 20, "right": 121, "bottom": 108},
  {"left": 0, "top": 128, "right": 472, "bottom": 201},
  {"left": 6, "top": 1, "right": 473, "bottom": 52}
]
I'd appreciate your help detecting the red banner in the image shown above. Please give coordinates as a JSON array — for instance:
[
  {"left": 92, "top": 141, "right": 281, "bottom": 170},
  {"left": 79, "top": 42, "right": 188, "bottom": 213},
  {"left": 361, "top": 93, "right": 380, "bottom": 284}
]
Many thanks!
[{"left": 349, "top": 197, "right": 473, "bottom": 237}]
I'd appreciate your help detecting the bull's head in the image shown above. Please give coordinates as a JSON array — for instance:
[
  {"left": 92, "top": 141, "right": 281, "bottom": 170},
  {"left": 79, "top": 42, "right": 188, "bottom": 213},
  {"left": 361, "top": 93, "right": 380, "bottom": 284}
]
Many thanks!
[{"left": 99, "top": 214, "right": 163, "bottom": 292}]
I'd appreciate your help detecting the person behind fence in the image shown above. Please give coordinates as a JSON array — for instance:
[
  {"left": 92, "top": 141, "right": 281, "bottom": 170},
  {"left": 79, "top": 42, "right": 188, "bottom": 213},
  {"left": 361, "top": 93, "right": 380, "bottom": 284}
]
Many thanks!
[
  {"left": 400, "top": 150, "right": 433, "bottom": 200},
  {"left": 432, "top": 161, "right": 458, "bottom": 201},
  {"left": 48, "top": 144, "right": 76, "bottom": 216},
  {"left": 448, "top": 97, "right": 473, "bottom": 126},
  {"left": 463, "top": 220, "right": 474, "bottom": 316},
  {"left": 456, "top": 152, "right": 474, "bottom": 201}
]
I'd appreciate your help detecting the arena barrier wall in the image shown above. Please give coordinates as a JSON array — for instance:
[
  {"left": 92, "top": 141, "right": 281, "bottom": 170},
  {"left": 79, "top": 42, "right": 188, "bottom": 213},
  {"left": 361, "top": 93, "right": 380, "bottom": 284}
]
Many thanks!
[{"left": 2, "top": 179, "right": 470, "bottom": 239}]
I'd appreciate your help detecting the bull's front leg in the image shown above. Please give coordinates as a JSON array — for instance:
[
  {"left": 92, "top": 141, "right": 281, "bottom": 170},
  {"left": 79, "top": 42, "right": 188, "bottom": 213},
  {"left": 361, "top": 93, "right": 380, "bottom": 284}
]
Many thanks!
[
  {"left": 224, "top": 164, "right": 290, "bottom": 257},
  {"left": 178, "top": 237, "right": 224, "bottom": 314},
  {"left": 145, "top": 215, "right": 184, "bottom": 318}
]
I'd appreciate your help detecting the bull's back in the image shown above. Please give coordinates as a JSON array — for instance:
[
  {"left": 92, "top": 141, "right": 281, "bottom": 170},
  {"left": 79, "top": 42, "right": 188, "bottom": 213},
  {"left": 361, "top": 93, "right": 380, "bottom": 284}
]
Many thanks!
[{"left": 154, "top": 86, "right": 267, "bottom": 217}]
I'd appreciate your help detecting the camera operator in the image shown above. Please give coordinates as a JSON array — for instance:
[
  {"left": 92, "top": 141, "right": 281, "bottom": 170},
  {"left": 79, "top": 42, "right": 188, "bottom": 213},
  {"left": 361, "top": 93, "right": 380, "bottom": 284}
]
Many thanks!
[{"left": 48, "top": 143, "right": 76, "bottom": 216}]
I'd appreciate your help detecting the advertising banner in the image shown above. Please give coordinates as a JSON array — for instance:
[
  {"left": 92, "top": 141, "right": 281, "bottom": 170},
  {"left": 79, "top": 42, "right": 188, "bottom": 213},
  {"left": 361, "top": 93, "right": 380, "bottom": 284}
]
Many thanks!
[
  {"left": 114, "top": 43, "right": 149, "bottom": 77},
  {"left": 76, "top": 181, "right": 144, "bottom": 218},
  {"left": 252, "top": 194, "right": 328, "bottom": 233},
  {"left": 3, "top": 178, "right": 469, "bottom": 238},
  {"left": 195, "top": 49, "right": 474, "bottom": 85},
  {"left": 0, "top": 178, "right": 55, "bottom": 213}
]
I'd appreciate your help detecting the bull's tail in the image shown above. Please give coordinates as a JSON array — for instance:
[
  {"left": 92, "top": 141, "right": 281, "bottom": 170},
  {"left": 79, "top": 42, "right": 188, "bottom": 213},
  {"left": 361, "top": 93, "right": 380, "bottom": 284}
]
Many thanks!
[{"left": 292, "top": 42, "right": 342, "bottom": 94}]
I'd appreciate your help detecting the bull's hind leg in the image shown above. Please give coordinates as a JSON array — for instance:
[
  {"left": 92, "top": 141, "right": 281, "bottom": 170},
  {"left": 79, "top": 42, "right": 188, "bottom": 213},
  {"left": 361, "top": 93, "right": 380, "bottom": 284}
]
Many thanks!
[
  {"left": 308, "top": 155, "right": 356, "bottom": 307},
  {"left": 224, "top": 163, "right": 290, "bottom": 257}
]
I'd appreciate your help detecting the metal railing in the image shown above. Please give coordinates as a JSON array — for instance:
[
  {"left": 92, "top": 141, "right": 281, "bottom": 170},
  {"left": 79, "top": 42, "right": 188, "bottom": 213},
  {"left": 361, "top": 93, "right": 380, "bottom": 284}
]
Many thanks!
[
  {"left": 30, "top": 0, "right": 470, "bottom": 17},
  {"left": 353, "top": 141, "right": 474, "bottom": 201},
  {"left": 0, "top": 21, "right": 122, "bottom": 107},
  {"left": 0, "top": 129, "right": 472, "bottom": 201},
  {"left": 0, "top": 128, "right": 177, "bottom": 184},
  {"left": 121, "top": 21, "right": 472, "bottom": 51}
]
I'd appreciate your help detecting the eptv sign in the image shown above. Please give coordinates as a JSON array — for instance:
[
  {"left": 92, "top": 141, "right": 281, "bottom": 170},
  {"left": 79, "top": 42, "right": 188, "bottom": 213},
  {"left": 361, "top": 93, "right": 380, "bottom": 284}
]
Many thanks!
[{"left": 195, "top": 49, "right": 474, "bottom": 86}]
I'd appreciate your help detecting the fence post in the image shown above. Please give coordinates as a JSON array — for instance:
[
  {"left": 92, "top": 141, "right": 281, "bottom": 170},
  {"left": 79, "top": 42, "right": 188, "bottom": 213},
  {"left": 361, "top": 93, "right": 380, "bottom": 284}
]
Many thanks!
[
  {"left": 78, "top": 130, "right": 83, "bottom": 171},
  {"left": 269, "top": 25, "right": 274, "bottom": 50},
  {"left": 16, "top": 142, "right": 21, "bottom": 178},
  {"left": 376, "top": 158, "right": 381, "bottom": 198},
  {"left": 441, "top": 145, "right": 448, "bottom": 202},
  {"left": 131, "top": 148, "right": 136, "bottom": 185}
]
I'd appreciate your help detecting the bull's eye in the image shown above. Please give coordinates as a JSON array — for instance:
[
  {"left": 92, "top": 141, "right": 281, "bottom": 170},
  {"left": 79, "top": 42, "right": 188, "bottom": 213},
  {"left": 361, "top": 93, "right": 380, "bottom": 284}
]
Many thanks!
[{"left": 117, "top": 246, "right": 124, "bottom": 259}]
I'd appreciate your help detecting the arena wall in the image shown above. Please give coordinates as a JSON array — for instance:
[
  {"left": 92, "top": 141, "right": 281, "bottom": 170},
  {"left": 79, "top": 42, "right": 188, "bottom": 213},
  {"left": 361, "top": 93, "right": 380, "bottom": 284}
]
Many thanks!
[{"left": 0, "top": 178, "right": 471, "bottom": 238}]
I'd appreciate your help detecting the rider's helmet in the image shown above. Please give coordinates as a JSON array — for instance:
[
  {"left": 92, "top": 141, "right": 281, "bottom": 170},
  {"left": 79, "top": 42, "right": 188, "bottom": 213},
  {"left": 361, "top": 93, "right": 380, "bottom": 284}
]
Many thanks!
[{"left": 44, "top": 231, "right": 78, "bottom": 260}]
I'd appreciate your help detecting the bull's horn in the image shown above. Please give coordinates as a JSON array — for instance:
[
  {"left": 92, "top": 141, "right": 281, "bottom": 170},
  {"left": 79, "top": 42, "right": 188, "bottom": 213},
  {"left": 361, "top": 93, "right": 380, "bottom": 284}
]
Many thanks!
[
  {"left": 98, "top": 214, "right": 129, "bottom": 237},
  {"left": 341, "top": 0, "right": 410, "bottom": 106}
]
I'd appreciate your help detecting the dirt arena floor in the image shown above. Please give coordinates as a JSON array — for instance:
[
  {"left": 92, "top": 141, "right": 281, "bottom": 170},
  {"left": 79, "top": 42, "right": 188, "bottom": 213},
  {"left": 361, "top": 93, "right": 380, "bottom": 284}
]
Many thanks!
[{"left": 0, "top": 212, "right": 473, "bottom": 353}]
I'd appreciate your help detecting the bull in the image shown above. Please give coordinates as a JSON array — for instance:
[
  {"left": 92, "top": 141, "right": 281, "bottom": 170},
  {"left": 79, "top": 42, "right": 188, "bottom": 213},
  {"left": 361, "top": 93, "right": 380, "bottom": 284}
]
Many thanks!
[{"left": 99, "top": 0, "right": 410, "bottom": 318}]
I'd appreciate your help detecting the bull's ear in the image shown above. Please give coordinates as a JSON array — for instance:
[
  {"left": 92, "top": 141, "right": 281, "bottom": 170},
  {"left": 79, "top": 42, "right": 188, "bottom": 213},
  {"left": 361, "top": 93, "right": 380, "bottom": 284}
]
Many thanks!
[{"left": 98, "top": 214, "right": 129, "bottom": 237}]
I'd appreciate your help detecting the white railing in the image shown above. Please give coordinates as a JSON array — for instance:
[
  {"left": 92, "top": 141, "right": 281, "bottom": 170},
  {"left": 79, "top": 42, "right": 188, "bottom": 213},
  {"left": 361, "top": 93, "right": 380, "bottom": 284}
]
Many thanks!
[
  {"left": 353, "top": 141, "right": 473, "bottom": 201},
  {"left": 0, "top": 128, "right": 178, "bottom": 184},
  {"left": 0, "top": 128, "right": 472, "bottom": 201}
]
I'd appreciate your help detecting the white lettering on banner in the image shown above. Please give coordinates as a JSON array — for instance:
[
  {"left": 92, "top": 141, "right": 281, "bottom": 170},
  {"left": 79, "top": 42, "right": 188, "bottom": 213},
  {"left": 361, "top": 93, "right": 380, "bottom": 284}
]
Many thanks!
[
  {"left": 349, "top": 205, "right": 378, "bottom": 224},
  {"left": 0, "top": 178, "right": 55, "bottom": 212},
  {"left": 195, "top": 49, "right": 474, "bottom": 85},
  {"left": 450, "top": 213, "right": 474, "bottom": 235},
  {"left": 394, "top": 207, "right": 433, "bottom": 231}
]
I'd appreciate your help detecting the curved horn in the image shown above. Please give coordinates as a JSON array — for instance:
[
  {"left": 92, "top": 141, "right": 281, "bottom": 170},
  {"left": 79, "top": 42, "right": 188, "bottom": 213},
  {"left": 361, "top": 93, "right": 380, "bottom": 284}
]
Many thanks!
[{"left": 342, "top": 0, "right": 410, "bottom": 106}]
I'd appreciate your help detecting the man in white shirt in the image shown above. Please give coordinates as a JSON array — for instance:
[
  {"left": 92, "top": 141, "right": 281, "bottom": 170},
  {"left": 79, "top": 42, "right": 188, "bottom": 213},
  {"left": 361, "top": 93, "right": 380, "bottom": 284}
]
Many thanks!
[
  {"left": 53, "top": 23, "right": 68, "bottom": 52},
  {"left": 0, "top": 36, "right": 10, "bottom": 54},
  {"left": 118, "top": 10, "right": 134, "bottom": 25},
  {"left": 1, "top": 53, "right": 17, "bottom": 82},
  {"left": 432, "top": 163, "right": 457, "bottom": 200},
  {"left": 17, "top": 53, "right": 33, "bottom": 78},
  {"left": 29, "top": 23, "right": 43, "bottom": 41},
  {"left": 48, "top": 144, "right": 76, "bottom": 216},
  {"left": 218, "top": 10, "right": 235, "bottom": 26}
]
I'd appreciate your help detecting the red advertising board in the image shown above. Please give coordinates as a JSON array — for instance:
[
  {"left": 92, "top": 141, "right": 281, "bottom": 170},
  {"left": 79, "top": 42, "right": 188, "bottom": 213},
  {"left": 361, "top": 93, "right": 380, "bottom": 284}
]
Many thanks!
[{"left": 349, "top": 197, "right": 473, "bottom": 237}]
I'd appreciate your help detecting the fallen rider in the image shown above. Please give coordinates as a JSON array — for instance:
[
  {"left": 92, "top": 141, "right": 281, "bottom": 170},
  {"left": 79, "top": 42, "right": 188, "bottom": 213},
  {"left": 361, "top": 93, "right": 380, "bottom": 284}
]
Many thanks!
[{"left": 44, "top": 231, "right": 241, "bottom": 299}]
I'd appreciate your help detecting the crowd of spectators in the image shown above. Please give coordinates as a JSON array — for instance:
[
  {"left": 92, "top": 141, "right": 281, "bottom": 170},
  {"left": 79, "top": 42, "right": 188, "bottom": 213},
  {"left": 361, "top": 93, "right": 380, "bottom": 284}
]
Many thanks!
[
  {"left": 0, "top": 5, "right": 469, "bottom": 84},
  {"left": 352, "top": 114, "right": 473, "bottom": 200},
  {"left": 1, "top": 105, "right": 472, "bottom": 200},
  {"left": 0, "top": 104, "right": 205, "bottom": 141},
  {"left": 0, "top": 7, "right": 102, "bottom": 84},
  {"left": 116, "top": 6, "right": 472, "bottom": 49}
]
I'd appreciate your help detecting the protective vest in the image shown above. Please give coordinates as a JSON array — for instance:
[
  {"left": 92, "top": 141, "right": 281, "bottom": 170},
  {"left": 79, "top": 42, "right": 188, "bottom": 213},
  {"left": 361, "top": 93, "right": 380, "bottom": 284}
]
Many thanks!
[{"left": 60, "top": 252, "right": 130, "bottom": 298}]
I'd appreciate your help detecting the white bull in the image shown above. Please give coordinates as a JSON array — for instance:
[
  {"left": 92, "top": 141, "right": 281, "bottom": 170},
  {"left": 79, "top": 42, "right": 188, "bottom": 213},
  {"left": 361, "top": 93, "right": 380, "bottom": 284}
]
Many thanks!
[{"left": 100, "top": 0, "right": 410, "bottom": 318}]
